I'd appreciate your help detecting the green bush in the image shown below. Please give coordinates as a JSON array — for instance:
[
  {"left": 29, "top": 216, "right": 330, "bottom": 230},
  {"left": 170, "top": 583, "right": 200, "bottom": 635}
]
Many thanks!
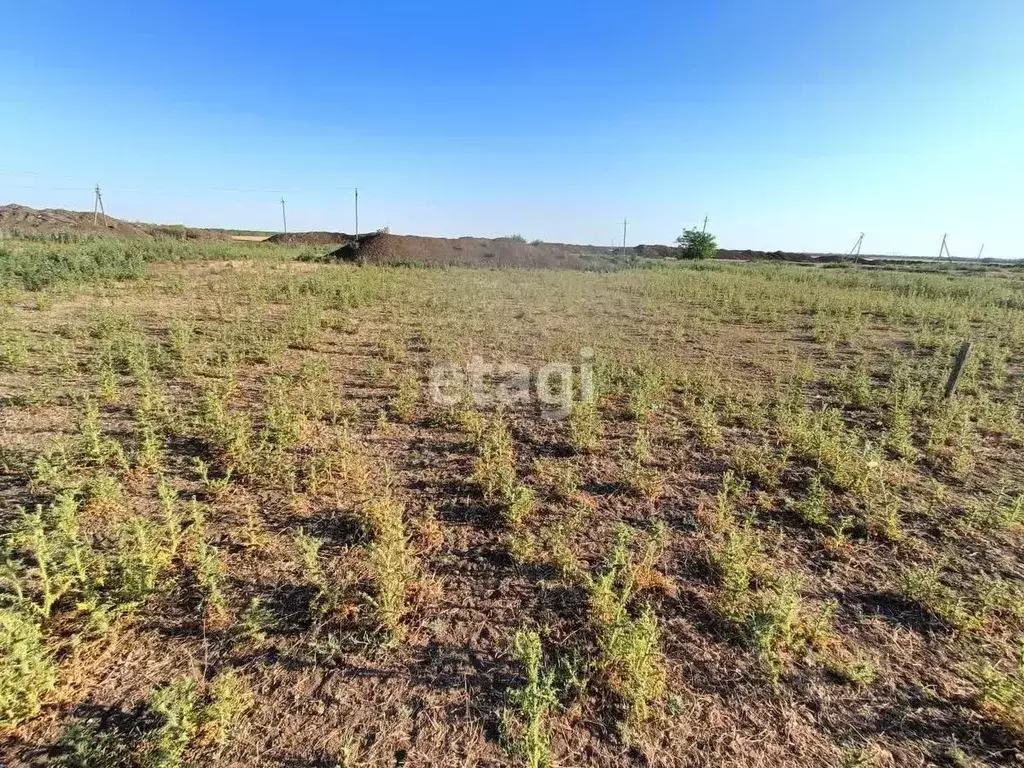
[{"left": 675, "top": 228, "right": 718, "bottom": 260}]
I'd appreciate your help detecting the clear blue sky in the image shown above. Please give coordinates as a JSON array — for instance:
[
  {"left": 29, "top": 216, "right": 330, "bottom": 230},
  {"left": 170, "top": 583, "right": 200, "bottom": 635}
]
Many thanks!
[{"left": 2, "top": 1, "right": 1022, "bottom": 256}]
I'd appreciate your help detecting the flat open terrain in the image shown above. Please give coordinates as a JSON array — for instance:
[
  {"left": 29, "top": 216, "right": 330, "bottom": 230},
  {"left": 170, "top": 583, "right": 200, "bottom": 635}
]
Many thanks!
[{"left": 2, "top": 237, "right": 1024, "bottom": 767}]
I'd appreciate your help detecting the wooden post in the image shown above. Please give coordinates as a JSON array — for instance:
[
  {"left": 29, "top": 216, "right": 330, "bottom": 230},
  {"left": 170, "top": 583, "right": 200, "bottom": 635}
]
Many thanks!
[{"left": 944, "top": 341, "right": 972, "bottom": 399}]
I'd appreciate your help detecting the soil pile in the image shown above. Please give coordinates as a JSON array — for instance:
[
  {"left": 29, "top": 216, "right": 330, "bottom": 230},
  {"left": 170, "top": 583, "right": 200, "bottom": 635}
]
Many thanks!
[
  {"left": 327, "top": 233, "right": 626, "bottom": 271},
  {"left": 266, "top": 231, "right": 357, "bottom": 245},
  {"left": 0, "top": 204, "right": 153, "bottom": 238},
  {"left": 718, "top": 249, "right": 835, "bottom": 262},
  {"left": 0, "top": 204, "right": 268, "bottom": 241}
]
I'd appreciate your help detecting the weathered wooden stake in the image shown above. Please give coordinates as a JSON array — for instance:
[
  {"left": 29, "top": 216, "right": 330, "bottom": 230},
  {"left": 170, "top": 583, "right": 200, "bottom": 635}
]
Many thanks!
[{"left": 944, "top": 341, "right": 972, "bottom": 399}]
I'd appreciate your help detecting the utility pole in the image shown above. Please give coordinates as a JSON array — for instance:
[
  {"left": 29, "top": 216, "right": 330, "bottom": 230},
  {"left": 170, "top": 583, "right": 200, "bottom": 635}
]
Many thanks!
[
  {"left": 354, "top": 187, "right": 359, "bottom": 246},
  {"left": 938, "top": 233, "right": 950, "bottom": 260},
  {"left": 280, "top": 198, "right": 287, "bottom": 234},
  {"left": 93, "top": 184, "right": 106, "bottom": 226},
  {"left": 977, "top": 243, "right": 985, "bottom": 260},
  {"left": 848, "top": 232, "right": 864, "bottom": 262},
  {"left": 702, "top": 215, "right": 708, "bottom": 233},
  {"left": 621, "top": 217, "right": 627, "bottom": 257}
]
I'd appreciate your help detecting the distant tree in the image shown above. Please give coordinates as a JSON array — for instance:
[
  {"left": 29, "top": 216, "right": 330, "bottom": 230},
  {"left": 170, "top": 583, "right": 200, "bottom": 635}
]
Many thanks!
[{"left": 675, "top": 228, "right": 717, "bottom": 260}]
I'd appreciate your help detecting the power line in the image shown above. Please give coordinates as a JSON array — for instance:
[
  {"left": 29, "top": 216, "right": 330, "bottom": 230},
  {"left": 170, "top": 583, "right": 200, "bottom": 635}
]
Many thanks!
[{"left": 2, "top": 184, "right": 93, "bottom": 191}]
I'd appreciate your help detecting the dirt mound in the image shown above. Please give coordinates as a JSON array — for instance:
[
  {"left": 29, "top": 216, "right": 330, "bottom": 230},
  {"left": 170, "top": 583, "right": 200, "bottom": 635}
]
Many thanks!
[
  {"left": 0, "top": 203, "right": 268, "bottom": 241},
  {"left": 266, "top": 231, "right": 358, "bottom": 246},
  {"left": 718, "top": 249, "right": 828, "bottom": 262},
  {"left": 0, "top": 203, "right": 154, "bottom": 238},
  {"left": 326, "top": 233, "right": 627, "bottom": 271}
]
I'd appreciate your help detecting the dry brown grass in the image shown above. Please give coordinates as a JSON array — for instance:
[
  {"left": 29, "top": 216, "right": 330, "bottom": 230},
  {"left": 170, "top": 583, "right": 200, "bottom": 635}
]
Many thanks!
[{"left": 1, "top": 252, "right": 1024, "bottom": 766}]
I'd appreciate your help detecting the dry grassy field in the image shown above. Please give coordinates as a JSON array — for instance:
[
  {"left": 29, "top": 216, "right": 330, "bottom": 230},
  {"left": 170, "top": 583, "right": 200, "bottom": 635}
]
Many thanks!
[{"left": 1, "top": 238, "right": 1024, "bottom": 767}]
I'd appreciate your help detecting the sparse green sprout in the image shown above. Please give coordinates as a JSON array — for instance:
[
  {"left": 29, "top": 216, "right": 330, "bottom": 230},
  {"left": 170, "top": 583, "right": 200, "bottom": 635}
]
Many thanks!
[
  {"left": 834, "top": 359, "right": 872, "bottom": 409},
  {"left": 201, "top": 670, "right": 253, "bottom": 750},
  {"left": 552, "top": 463, "right": 581, "bottom": 503},
  {"left": 886, "top": 398, "right": 915, "bottom": 460},
  {"left": 111, "top": 510, "right": 177, "bottom": 609},
  {"left": 135, "top": 418, "right": 165, "bottom": 474},
  {"left": 621, "top": 458, "right": 663, "bottom": 501},
  {"left": 168, "top": 317, "right": 197, "bottom": 372},
  {"left": 235, "top": 596, "right": 277, "bottom": 648},
  {"left": 900, "top": 563, "right": 979, "bottom": 631},
  {"left": 142, "top": 672, "right": 252, "bottom": 767},
  {"left": 144, "top": 677, "right": 203, "bottom": 768},
  {"left": 55, "top": 716, "right": 134, "bottom": 767},
  {"left": 79, "top": 397, "right": 107, "bottom": 465},
  {"left": 584, "top": 526, "right": 667, "bottom": 726},
  {"left": 0, "top": 610, "right": 57, "bottom": 727},
  {"left": 631, "top": 426, "right": 653, "bottom": 465},
  {"left": 991, "top": 489, "right": 1024, "bottom": 529},
  {"left": 294, "top": 529, "right": 349, "bottom": 623},
  {"left": 389, "top": 371, "right": 420, "bottom": 422},
  {"left": 625, "top": 366, "right": 664, "bottom": 422},
  {"left": 825, "top": 647, "right": 879, "bottom": 687},
  {"left": 4, "top": 495, "right": 111, "bottom": 623},
  {"left": 194, "top": 540, "right": 229, "bottom": 627},
  {"left": 746, "top": 575, "right": 805, "bottom": 684},
  {"left": 0, "top": 328, "right": 30, "bottom": 367},
  {"left": 471, "top": 414, "right": 515, "bottom": 502},
  {"left": 708, "top": 518, "right": 834, "bottom": 682},
  {"left": 367, "top": 506, "right": 414, "bottom": 640},
  {"left": 502, "top": 629, "right": 558, "bottom": 768},
  {"left": 730, "top": 442, "right": 790, "bottom": 490},
  {"left": 795, "top": 473, "right": 830, "bottom": 527},
  {"left": 693, "top": 399, "right": 724, "bottom": 447},
  {"left": 99, "top": 359, "right": 120, "bottom": 403},
  {"left": 567, "top": 399, "right": 602, "bottom": 454},
  {"left": 503, "top": 482, "right": 538, "bottom": 527},
  {"left": 971, "top": 642, "right": 1024, "bottom": 736},
  {"left": 709, "top": 521, "right": 759, "bottom": 622},
  {"left": 470, "top": 414, "right": 539, "bottom": 527}
]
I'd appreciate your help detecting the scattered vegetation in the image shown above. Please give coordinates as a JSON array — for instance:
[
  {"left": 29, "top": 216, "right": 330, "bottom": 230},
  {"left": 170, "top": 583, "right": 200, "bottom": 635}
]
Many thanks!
[{"left": 2, "top": 239, "right": 1024, "bottom": 766}]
